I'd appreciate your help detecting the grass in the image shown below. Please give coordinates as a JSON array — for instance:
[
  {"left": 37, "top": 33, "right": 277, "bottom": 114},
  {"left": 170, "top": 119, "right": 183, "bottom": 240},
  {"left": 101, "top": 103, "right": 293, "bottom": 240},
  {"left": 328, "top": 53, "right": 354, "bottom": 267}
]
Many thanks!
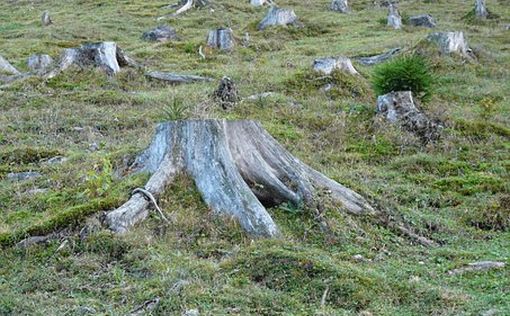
[{"left": 0, "top": 0, "right": 509, "bottom": 314}]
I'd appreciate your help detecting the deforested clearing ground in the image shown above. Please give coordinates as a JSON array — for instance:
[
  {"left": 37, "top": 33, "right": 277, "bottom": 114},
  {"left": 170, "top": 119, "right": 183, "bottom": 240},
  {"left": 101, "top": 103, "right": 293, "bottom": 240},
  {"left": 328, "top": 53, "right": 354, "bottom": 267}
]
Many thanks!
[{"left": 0, "top": 0, "right": 509, "bottom": 315}]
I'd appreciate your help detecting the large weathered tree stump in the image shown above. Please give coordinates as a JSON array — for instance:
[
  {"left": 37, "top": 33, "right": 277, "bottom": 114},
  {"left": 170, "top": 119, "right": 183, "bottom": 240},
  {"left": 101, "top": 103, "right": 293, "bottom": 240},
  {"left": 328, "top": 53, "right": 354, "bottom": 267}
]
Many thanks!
[
  {"left": 377, "top": 91, "right": 442, "bottom": 143},
  {"left": 258, "top": 6, "right": 300, "bottom": 31},
  {"left": 206, "top": 28, "right": 235, "bottom": 51},
  {"left": 330, "top": 0, "right": 350, "bottom": 13},
  {"left": 387, "top": 4, "right": 402, "bottom": 29},
  {"left": 45, "top": 42, "right": 136, "bottom": 78},
  {"left": 426, "top": 31, "right": 470, "bottom": 57},
  {"left": 106, "top": 120, "right": 374, "bottom": 237}
]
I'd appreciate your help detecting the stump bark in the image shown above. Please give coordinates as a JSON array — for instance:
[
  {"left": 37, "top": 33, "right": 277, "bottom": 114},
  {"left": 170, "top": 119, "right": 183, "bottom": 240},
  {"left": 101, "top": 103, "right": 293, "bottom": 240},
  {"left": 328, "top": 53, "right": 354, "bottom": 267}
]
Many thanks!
[
  {"left": 206, "top": 28, "right": 235, "bottom": 51},
  {"left": 387, "top": 4, "right": 402, "bottom": 29},
  {"left": 41, "top": 11, "right": 52, "bottom": 26},
  {"left": 142, "top": 26, "right": 178, "bottom": 42},
  {"left": 0, "top": 55, "right": 20, "bottom": 75},
  {"left": 258, "top": 7, "right": 300, "bottom": 31},
  {"left": 27, "top": 54, "right": 54, "bottom": 73},
  {"left": 330, "top": 0, "right": 350, "bottom": 13},
  {"left": 313, "top": 56, "right": 358, "bottom": 75},
  {"left": 106, "top": 120, "right": 374, "bottom": 237},
  {"left": 409, "top": 14, "right": 436, "bottom": 28},
  {"left": 426, "top": 31, "right": 470, "bottom": 57},
  {"left": 377, "top": 91, "right": 442, "bottom": 143},
  {"left": 45, "top": 42, "right": 136, "bottom": 78},
  {"left": 474, "top": 0, "right": 488, "bottom": 19}
]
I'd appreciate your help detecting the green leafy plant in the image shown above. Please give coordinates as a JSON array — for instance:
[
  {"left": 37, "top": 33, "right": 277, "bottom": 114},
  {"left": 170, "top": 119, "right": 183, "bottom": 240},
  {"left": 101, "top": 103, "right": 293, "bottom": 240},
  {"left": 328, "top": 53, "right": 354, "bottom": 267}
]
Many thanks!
[
  {"left": 161, "top": 97, "right": 189, "bottom": 121},
  {"left": 83, "top": 156, "right": 113, "bottom": 198},
  {"left": 372, "top": 55, "right": 434, "bottom": 102}
]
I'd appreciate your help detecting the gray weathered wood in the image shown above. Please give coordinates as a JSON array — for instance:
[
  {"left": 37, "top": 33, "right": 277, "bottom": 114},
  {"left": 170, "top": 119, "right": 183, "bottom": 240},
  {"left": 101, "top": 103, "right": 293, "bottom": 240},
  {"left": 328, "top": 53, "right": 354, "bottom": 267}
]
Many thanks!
[
  {"left": 377, "top": 91, "right": 442, "bottom": 143},
  {"left": 426, "top": 31, "right": 470, "bottom": 56},
  {"left": 258, "top": 6, "right": 300, "bottom": 31},
  {"left": 41, "top": 11, "right": 52, "bottom": 26},
  {"left": 146, "top": 71, "right": 212, "bottom": 84},
  {"left": 27, "top": 54, "right": 54, "bottom": 73},
  {"left": 0, "top": 54, "right": 20, "bottom": 75},
  {"left": 313, "top": 56, "right": 358, "bottom": 75},
  {"left": 142, "top": 26, "right": 178, "bottom": 42},
  {"left": 250, "top": 0, "right": 271, "bottom": 6},
  {"left": 106, "top": 120, "right": 374, "bottom": 237},
  {"left": 206, "top": 28, "right": 235, "bottom": 51},
  {"left": 330, "top": 0, "right": 349, "bottom": 13},
  {"left": 409, "top": 14, "right": 436, "bottom": 28},
  {"left": 45, "top": 42, "right": 135, "bottom": 79},
  {"left": 356, "top": 47, "right": 401, "bottom": 66},
  {"left": 387, "top": 4, "right": 402, "bottom": 29},
  {"left": 474, "top": 0, "right": 488, "bottom": 19}
]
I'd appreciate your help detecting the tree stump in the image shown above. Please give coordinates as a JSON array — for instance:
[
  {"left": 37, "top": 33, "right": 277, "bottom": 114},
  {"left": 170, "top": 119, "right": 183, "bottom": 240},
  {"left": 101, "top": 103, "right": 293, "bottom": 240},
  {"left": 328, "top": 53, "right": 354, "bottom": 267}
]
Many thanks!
[
  {"left": 105, "top": 120, "right": 374, "bottom": 237},
  {"left": 258, "top": 7, "right": 300, "bottom": 31},
  {"left": 41, "top": 11, "right": 52, "bottom": 26},
  {"left": 206, "top": 28, "right": 235, "bottom": 52},
  {"left": 330, "top": 0, "right": 350, "bottom": 13},
  {"left": 0, "top": 54, "right": 20, "bottom": 75},
  {"left": 142, "top": 26, "right": 178, "bottom": 42},
  {"left": 475, "top": 0, "right": 488, "bottom": 19},
  {"left": 409, "top": 14, "right": 436, "bottom": 28},
  {"left": 27, "top": 54, "right": 54, "bottom": 73},
  {"left": 313, "top": 56, "right": 359, "bottom": 75},
  {"left": 426, "top": 31, "right": 470, "bottom": 56},
  {"left": 377, "top": 91, "right": 442, "bottom": 143},
  {"left": 213, "top": 77, "right": 240, "bottom": 109},
  {"left": 45, "top": 42, "right": 136, "bottom": 78},
  {"left": 387, "top": 4, "right": 402, "bottom": 29},
  {"left": 356, "top": 47, "right": 401, "bottom": 66}
]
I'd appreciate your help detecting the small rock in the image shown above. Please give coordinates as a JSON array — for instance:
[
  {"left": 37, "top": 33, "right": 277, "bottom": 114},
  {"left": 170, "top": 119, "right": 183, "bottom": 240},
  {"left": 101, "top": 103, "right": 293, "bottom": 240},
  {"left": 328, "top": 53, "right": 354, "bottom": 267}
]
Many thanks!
[
  {"left": 245, "top": 92, "right": 275, "bottom": 100},
  {"left": 352, "top": 254, "right": 365, "bottom": 261},
  {"left": 313, "top": 56, "right": 358, "bottom": 75},
  {"left": 27, "top": 54, "right": 54, "bottom": 73},
  {"left": 142, "top": 25, "right": 178, "bottom": 42},
  {"left": 250, "top": 0, "right": 270, "bottom": 6},
  {"left": 481, "top": 309, "right": 499, "bottom": 316},
  {"left": 89, "top": 142, "right": 99, "bottom": 152},
  {"left": 409, "top": 14, "right": 436, "bottom": 28},
  {"left": 504, "top": 24, "right": 510, "bottom": 31},
  {"left": 72, "top": 126, "right": 85, "bottom": 132},
  {"left": 7, "top": 171, "right": 42, "bottom": 182}
]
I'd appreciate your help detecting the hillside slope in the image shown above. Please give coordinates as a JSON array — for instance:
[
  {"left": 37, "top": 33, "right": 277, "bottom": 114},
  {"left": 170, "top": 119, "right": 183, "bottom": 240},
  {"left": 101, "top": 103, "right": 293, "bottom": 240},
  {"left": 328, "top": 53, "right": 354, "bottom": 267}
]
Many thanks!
[{"left": 0, "top": 0, "right": 509, "bottom": 315}]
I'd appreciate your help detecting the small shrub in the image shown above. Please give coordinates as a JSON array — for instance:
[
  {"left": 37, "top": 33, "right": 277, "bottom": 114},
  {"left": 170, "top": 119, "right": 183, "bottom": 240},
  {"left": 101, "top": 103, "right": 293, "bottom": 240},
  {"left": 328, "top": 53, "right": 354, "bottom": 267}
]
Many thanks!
[{"left": 372, "top": 55, "right": 434, "bottom": 102}]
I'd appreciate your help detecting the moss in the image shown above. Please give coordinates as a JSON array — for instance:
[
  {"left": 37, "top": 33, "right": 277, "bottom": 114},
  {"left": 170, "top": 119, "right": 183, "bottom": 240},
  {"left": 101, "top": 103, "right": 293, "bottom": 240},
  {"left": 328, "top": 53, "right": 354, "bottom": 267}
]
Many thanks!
[
  {"left": 453, "top": 119, "right": 510, "bottom": 138},
  {"left": 285, "top": 69, "right": 373, "bottom": 101},
  {"left": 0, "top": 147, "right": 60, "bottom": 165}
]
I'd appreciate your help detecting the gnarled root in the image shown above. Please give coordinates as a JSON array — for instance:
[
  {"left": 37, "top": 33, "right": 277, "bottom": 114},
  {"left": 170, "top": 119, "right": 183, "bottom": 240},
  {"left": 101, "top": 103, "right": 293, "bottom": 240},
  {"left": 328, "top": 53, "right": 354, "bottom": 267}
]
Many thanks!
[{"left": 106, "top": 120, "right": 375, "bottom": 238}]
